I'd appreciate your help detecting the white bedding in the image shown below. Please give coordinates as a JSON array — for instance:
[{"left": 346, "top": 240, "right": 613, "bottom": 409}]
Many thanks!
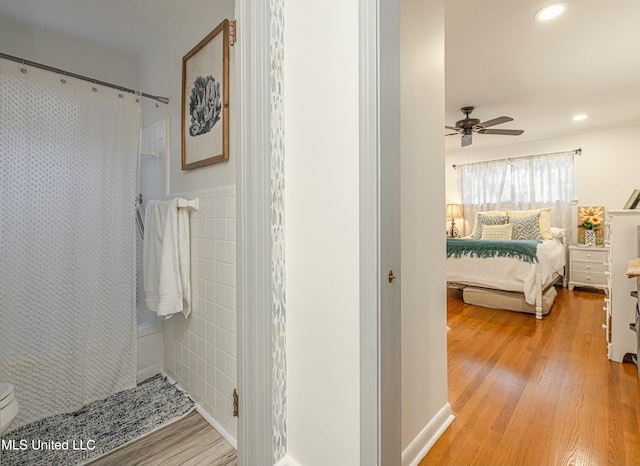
[{"left": 446, "top": 238, "right": 566, "bottom": 305}]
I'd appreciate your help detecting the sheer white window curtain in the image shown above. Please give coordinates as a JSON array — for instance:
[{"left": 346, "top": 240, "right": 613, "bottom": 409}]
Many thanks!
[
  {"left": 458, "top": 151, "right": 575, "bottom": 237},
  {"left": 457, "top": 159, "right": 509, "bottom": 233}
]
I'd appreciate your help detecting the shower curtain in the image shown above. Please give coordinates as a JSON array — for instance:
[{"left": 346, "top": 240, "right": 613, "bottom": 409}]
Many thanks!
[{"left": 0, "top": 59, "right": 140, "bottom": 427}]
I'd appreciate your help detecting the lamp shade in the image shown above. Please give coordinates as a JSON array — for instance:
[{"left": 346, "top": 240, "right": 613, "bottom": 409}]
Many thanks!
[{"left": 446, "top": 203, "right": 463, "bottom": 218}]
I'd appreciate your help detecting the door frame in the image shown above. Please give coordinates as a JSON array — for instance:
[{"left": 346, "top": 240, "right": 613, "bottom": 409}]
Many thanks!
[
  {"left": 236, "top": 0, "right": 273, "bottom": 464},
  {"left": 236, "top": 0, "right": 401, "bottom": 464},
  {"left": 360, "top": 0, "right": 402, "bottom": 464}
]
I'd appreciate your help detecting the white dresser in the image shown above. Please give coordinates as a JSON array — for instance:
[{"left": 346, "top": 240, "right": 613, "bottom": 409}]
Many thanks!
[
  {"left": 604, "top": 210, "right": 640, "bottom": 362},
  {"left": 568, "top": 245, "right": 609, "bottom": 291}
]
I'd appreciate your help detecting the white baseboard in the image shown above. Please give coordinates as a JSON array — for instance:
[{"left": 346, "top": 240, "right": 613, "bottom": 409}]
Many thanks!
[
  {"left": 274, "top": 455, "right": 303, "bottom": 466},
  {"left": 195, "top": 404, "right": 237, "bottom": 450},
  {"left": 402, "top": 403, "right": 455, "bottom": 466},
  {"left": 162, "top": 373, "right": 238, "bottom": 450}
]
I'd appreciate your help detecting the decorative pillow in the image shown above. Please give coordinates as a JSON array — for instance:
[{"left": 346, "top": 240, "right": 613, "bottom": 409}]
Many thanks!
[
  {"left": 470, "top": 210, "right": 507, "bottom": 238},
  {"left": 510, "top": 213, "right": 543, "bottom": 240},
  {"left": 475, "top": 214, "right": 508, "bottom": 239},
  {"left": 550, "top": 227, "right": 565, "bottom": 239},
  {"left": 481, "top": 224, "right": 513, "bottom": 240},
  {"left": 507, "top": 208, "right": 552, "bottom": 240}
]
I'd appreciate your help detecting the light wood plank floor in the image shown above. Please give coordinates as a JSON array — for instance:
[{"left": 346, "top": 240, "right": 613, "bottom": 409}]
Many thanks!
[
  {"left": 421, "top": 286, "right": 640, "bottom": 465},
  {"left": 89, "top": 411, "right": 236, "bottom": 466}
]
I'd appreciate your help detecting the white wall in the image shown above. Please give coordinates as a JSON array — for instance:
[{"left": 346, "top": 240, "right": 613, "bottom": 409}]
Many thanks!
[
  {"left": 400, "top": 0, "right": 452, "bottom": 462},
  {"left": 136, "top": 0, "right": 235, "bottom": 195},
  {"left": 0, "top": 17, "right": 136, "bottom": 88},
  {"left": 445, "top": 122, "right": 640, "bottom": 239},
  {"left": 284, "top": 0, "right": 361, "bottom": 464}
]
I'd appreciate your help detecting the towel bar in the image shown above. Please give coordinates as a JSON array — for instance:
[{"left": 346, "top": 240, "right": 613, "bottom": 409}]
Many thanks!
[{"left": 176, "top": 198, "right": 198, "bottom": 211}]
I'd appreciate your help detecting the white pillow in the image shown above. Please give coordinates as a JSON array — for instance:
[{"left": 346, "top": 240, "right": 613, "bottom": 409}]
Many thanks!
[
  {"left": 550, "top": 227, "right": 565, "bottom": 239},
  {"left": 481, "top": 224, "right": 513, "bottom": 241}
]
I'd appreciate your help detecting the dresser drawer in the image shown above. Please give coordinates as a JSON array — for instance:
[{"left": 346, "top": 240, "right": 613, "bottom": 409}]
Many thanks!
[
  {"left": 571, "top": 260, "right": 608, "bottom": 273},
  {"left": 571, "top": 249, "right": 608, "bottom": 262},
  {"left": 571, "top": 270, "right": 607, "bottom": 286}
]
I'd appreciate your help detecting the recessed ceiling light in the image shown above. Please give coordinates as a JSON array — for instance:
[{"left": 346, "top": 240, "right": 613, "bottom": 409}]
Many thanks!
[
  {"left": 535, "top": 3, "right": 567, "bottom": 22},
  {"left": 573, "top": 114, "right": 588, "bottom": 121}
]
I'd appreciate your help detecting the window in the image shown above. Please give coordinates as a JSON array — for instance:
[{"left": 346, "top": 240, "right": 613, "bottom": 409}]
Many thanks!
[{"left": 457, "top": 150, "right": 576, "bottom": 234}]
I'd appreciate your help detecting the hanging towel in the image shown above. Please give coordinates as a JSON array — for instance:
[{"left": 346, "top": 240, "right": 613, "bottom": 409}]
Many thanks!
[{"left": 143, "top": 199, "right": 192, "bottom": 318}]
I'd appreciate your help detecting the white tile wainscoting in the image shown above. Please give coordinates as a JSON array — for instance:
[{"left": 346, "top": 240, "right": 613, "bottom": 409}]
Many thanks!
[{"left": 163, "top": 187, "right": 237, "bottom": 444}]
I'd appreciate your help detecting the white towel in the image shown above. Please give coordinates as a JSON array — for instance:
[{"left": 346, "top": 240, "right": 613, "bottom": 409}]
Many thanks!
[{"left": 143, "top": 199, "right": 192, "bottom": 318}]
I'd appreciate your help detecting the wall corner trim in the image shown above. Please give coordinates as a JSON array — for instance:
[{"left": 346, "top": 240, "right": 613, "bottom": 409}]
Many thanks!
[
  {"left": 401, "top": 403, "right": 455, "bottom": 466},
  {"left": 274, "top": 454, "right": 303, "bottom": 466},
  {"left": 195, "top": 405, "right": 237, "bottom": 450},
  {"left": 162, "top": 373, "right": 238, "bottom": 449}
]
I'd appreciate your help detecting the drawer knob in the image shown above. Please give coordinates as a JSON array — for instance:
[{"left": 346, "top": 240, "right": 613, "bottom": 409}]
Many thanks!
[{"left": 602, "top": 323, "right": 608, "bottom": 330}]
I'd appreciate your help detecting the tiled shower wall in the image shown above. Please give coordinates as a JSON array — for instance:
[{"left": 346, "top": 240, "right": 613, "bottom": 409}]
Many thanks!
[{"left": 163, "top": 187, "right": 237, "bottom": 441}]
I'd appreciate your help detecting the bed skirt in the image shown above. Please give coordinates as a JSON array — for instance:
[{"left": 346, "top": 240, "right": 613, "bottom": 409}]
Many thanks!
[{"left": 462, "top": 285, "right": 558, "bottom": 316}]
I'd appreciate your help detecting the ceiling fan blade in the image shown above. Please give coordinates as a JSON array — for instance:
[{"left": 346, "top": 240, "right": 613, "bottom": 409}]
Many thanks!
[
  {"left": 476, "top": 116, "right": 513, "bottom": 128},
  {"left": 461, "top": 133, "right": 472, "bottom": 147},
  {"left": 478, "top": 129, "right": 524, "bottom": 136},
  {"left": 445, "top": 132, "right": 459, "bottom": 136},
  {"left": 445, "top": 125, "right": 459, "bottom": 131}
]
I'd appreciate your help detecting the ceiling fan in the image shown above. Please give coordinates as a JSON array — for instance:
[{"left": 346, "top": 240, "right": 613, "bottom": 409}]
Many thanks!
[{"left": 445, "top": 106, "right": 524, "bottom": 147}]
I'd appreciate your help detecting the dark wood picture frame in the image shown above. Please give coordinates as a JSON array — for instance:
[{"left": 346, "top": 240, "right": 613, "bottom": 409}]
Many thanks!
[{"left": 182, "top": 19, "right": 230, "bottom": 170}]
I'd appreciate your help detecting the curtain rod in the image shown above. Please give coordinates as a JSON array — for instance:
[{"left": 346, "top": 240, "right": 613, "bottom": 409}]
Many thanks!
[
  {"left": 452, "top": 148, "right": 581, "bottom": 169},
  {"left": 0, "top": 52, "right": 169, "bottom": 104}
]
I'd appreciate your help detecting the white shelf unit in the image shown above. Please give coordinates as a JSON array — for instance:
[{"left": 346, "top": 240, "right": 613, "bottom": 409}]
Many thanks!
[{"left": 605, "top": 210, "right": 640, "bottom": 362}]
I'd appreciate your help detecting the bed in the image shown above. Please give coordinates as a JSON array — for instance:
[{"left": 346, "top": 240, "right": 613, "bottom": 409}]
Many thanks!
[{"left": 446, "top": 209, "right": 567, "bottom": 319}]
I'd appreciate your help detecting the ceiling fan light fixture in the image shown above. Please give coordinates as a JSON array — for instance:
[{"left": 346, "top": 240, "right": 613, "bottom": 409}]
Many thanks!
[
  {"left": 445, "top": 107, "right": 524, "bottom": 147},
  {"left": 572, "top": 114, "right": 588, "bottom": 121},
  {"left": 535, "top": 3, "right": 567, "bottom": 22}
]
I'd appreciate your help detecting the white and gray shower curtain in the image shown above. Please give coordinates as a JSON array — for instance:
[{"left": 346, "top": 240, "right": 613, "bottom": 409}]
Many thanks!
[{"left": 0, "top": 59, "right": 140, "bottom": 427}]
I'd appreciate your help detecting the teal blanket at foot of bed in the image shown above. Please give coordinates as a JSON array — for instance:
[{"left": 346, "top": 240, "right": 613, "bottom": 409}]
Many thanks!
[{"left": 446, "top": 238, "right": 542, "bottom": 263}]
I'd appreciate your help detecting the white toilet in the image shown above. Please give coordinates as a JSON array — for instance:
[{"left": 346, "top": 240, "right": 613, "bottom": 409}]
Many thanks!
[{"left": 0, "top": 383, "right": 19, "bottom": 435}]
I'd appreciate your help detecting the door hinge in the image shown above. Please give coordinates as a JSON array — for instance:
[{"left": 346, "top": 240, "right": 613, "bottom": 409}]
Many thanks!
[
  {"left": 233, "top": 388, "right": 239, "bottom": 417},
  {"left": 230, "top": 20, "right": 237, "bottom": 46}
]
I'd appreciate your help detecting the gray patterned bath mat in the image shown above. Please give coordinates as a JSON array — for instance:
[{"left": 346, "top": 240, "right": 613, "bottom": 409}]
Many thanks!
[{"left": 0, "top": 377, "right": 195, "bottom": 465}]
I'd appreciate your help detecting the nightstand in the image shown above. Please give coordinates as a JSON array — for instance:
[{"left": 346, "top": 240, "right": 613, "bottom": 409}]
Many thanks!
[{"left": 568, "top": 245, "right": 609, "bottom": 291}]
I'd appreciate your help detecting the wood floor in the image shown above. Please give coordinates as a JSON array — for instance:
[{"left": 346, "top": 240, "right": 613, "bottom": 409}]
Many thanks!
[
  {"left": 421, "top": 286, "right": 640, "bottom": 465},
  {"left": 89, "top": 411, "right": 236, "bottom": 466}
]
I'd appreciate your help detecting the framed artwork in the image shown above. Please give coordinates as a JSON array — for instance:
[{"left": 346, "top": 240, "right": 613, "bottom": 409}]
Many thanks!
[
  {"left": 182, "top": 19, "right": 230, "bottom": 170},
  {"left": 623, "top": 189, "right": 640, "bottom": 209},
  {"left": 577, "top": 206, "right": 604, "bottom": 246}
]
